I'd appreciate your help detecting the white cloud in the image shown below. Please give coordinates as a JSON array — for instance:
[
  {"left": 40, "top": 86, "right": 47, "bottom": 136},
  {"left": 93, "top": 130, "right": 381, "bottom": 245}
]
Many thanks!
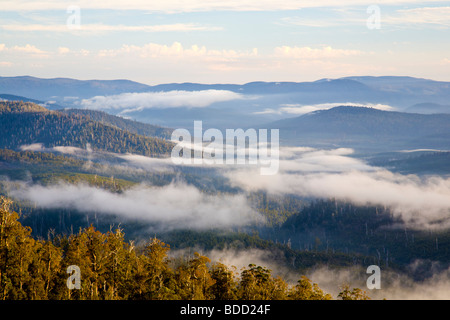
[
  {"left": 252, "top": 108, "right": 280, "bottom": 115},
  {"left": 13, "top": 141, "right": 450, "bottom": 231},
  {"left": 9, "top": 182, "right": 263, "bottom": 231},
  {"left": 253, "top": 103, "right": 395, "bottom": 116},
  {"left": 20, "top": 143, "right": 46, "bottom": 152},
  {"left": 115, "top": 153, "right": 175, "bottom": 172},
  {"left": 385, "top": 7, "right": 450, "bottom": 27},
  {"left": 273, "top": 46, "right": 364, "bottom": 60},
  {"left": 20, "top": 143, "right": 88, "bottom": 155},
  {"left": 3, "top": 0, "right": 449, "bottom": 12},
  {"left": 80, "top": 90, "right": 247, "bottom": 110},
  {"left": 279, "top": 102, "right": 395, "bottom": 115},
  {"left": 96, "top": 42, "right": 258, "bottom": 61},
  {"left": 0, "top": 61, "right": 13, "bottom": 67},
  {"left": 13, "top": 44, "right": 45, "bottom": 54},
  {"left": 0, "top": 23, "right": 222, "bottom": 33},
  {"left": 277, "top": 16, "right": 341, "bottom": 28},
  {"left": 278, "top": 6, "right": 450, "bottom": 29},
  {"left": 308, "top": 264, "right": 450, "bottom": 300},
  {"left": 2, "top": 44, "right": 48, "bottom": 55},
  {"left": 224, "top": 147, "right": 450, "bottom": 229},
  {"left": 58, "top": 47, "right": 70, "bottom": 54}
]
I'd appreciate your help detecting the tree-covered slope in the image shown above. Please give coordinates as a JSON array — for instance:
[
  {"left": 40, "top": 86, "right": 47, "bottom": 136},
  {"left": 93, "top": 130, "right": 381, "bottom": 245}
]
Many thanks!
[
  {"left": 62, "top": 108, "right": 173, "bottom": 140},
  {"left": 0, "top": 101, "right": 174, "bottom": 156},
  {"left": 265, "top": 106, "right": 450, "bottom": 151}
]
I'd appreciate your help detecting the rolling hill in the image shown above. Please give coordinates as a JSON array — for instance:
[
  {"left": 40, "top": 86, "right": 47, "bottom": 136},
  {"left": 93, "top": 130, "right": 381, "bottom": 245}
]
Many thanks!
[
  {"left": 61, "top": 108, "right": 173, "bottom": 140},
  {"left": 265, "top": 106, "right": 450, "bottom": 151},
  {"left": 0, "top": 101, "right": 174, "bottom": 156}
]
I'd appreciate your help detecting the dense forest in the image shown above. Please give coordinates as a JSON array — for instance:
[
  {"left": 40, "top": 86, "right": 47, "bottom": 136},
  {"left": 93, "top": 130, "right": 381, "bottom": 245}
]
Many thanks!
[
  {"left": 0, "top": 147, "right": 175, "bottom": 189},
  {"left": 0, "top": 196, "right": 370, "bottom": 300},
  {"left": 259, "top": 199, "right": 450, "bottom": 280},
  {"left": 62, "top": 108, "right": 173, "bottom": 140},
  {"left": 0, "top": 101, "right": 173, "bottom": 157}
]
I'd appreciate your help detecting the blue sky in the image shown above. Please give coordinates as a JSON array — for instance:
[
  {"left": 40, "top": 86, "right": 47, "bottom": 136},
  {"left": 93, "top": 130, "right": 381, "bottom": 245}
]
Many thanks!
[{"left": 1, "top": 0, "right": 449, "bottom": 84}]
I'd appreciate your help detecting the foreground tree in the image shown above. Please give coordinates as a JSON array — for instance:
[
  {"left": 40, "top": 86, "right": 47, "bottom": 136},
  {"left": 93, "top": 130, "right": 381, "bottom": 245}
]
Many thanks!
[
  {"left": 238, "top": 264, "right": 289, "bottom": 300},
  {"left": 209, "top": 262, "right": 238, "bottom": 300},
  {"left": 289, "top": 276, "right": 332, "bottom": 300},
  {"left": 0, "top": 196, "right": 37, "bottom": 299},
  {"left": 338, "top": 284, "right": 371, "bottom": 300},
  {"left": 175, "top": 252, "right": 215, "bottom": 300}
]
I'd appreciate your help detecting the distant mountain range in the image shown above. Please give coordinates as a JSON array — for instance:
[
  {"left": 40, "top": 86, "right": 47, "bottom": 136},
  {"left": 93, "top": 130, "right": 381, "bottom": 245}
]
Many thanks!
[
  {"left": 0, "top": 76, "right": 150, "bottom": 101},
  {"left": 0, "top": 76, "right": 450, "bottom": 112},
  {"left": 1, "top": 75, "right": 449, "bottom": 153},
  {"left": 1, "top": 75, "right": 449, "bottom": 107}
]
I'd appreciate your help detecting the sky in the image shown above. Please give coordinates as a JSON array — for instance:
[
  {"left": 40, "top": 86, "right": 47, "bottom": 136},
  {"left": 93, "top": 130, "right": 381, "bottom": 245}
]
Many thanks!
[{"left": 1, "top": 0, "right": 450, "bottom": 85}]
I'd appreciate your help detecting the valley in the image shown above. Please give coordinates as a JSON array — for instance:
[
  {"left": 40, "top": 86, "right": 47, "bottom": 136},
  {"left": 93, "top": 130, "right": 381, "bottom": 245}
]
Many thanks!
[{"left": 0, "top": 82, "right": 449, "bottom": 300}]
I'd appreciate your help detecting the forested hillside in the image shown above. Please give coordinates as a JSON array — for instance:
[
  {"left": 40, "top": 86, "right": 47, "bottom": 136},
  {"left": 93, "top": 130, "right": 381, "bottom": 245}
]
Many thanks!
[
  {"left": 266, "top": 106, "right": 450, "bottom": 151},
  {"left": 62, "top": 108, "right": 173, "bottom": 140},
  {"left": 0, "top": 101, "right": 173, "bottom": 156},
  {"left": 263, "top": 199, "right": 450, "bottom": 280},
  {"left": 0, "top": 196, "right": 370, "bottom": 300}
]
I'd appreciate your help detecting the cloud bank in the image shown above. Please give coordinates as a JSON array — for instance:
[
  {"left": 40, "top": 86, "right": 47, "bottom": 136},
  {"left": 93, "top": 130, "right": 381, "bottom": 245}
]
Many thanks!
[
  {"left": 80, "top": 90, "right": 246, "bottom": 112},
  {"left": 307, "top": 262, "right": 450, "bottom": 300},
  {"left": 14, "top": 143, "right": 450, "bottom": 230},
  {"left": 254, "top": 102, "right": 395, "bottom": 115},
  {"left": 4, "top": 0, "right": 449, "bottom": 13},
  {"left": 224, "top": 146, "right": 450, "bottom": 229},
  {"left": 1, "top": 23, "right": 221, "bottom": 33},
  {"left": 9, "top": 182, "right": 263, "bottom": 231}
]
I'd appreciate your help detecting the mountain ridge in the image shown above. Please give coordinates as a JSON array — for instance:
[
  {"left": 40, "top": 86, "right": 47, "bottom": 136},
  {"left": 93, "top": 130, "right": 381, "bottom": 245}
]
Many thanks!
[
  {"left": 265, "top": 105, "right": 450, "bottom": 151},
  {"left": 1, "top": 75, "right": 450, "bottom": 130},
  {"left": 0, "top": 101, "right": 174, "bottom": 156}
]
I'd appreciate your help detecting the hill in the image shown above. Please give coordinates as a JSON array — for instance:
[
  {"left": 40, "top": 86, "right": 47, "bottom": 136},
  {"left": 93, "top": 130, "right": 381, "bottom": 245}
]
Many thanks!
[
  {"left": 265, "top": 106, "right": 450, "bottom": 151},
  {"left": 0, "top": 101, "right": 174, "bottom": 156},
  {"left": 61, "top": 108, "right": 173, "bottom": 140},
  {"left": 0, "top": 93, "right": 45, "bottom": 105},
  {"left": 406, "top": 102, "right": 450, "bottom": 114},
  {"left": 264, "top": 198, "right": 450, "bottom": 280}
]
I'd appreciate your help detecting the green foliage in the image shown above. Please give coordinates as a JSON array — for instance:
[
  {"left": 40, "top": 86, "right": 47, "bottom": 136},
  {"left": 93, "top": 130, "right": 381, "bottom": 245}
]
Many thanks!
[{"left": 248, "top": 191, "right": 302, "bottom": 227}]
